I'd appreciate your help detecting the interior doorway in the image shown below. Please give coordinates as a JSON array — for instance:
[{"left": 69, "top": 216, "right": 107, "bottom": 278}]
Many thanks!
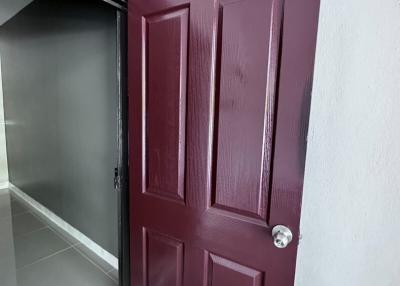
[{"left": 0, "top": 0, "right": 129, "bottom": 285}]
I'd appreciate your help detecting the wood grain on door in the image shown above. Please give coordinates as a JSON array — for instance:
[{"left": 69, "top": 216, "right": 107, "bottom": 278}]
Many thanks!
[{"left": 128, "top": 0, "right": 320, "bottom": 285}]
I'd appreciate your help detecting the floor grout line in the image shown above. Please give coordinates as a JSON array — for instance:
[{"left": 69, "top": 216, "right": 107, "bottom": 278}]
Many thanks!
[
  {"left": 9, "top": 183, "right": 118, "bottom": 270},
  {"left": 47, "top": 225, "right": 82, "bottom": 247},
  {"left": 27, "top": 210, "right": 81, "bottom": 248},
  {"left": 13, "top": 225, "right": 49, "bottom": 239},
  {"left": 19, "top": 199, "right": 119, "bottom": 283},
  {"left": 16, "top": 245, "right": 74, "bottom": 272},
  {"left": 0, "top": 209, "right": 33, "bottom": 221},
  {"left": 5, "top": 186, "right": 119, "bottom": 285},
  {"left": 72, "top": 244, "right": 119, "bottom": 284},
  {"left": 12, "top": 209, "right": 32, "bottom": 217}
]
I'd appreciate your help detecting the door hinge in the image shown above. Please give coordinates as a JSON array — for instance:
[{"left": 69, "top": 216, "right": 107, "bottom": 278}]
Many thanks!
[{"left": 114, "top": 167, "right": 121, "bottom": 191}]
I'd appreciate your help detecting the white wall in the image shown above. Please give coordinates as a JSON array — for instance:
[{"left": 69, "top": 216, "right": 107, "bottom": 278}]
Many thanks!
[
  {"left": 0, "top": 0, "right": 34, "bottom": 187},
  {"left": 0, "top": 58, "right": 8, "bottom": 184},
  {"left": 295, "top": 0, "right": 400, "bottom": 285}
]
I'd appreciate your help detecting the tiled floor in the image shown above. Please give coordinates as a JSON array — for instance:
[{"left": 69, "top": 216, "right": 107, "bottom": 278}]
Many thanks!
[{"left": 0, "top": 189, "right": 118, "bottom": 286}]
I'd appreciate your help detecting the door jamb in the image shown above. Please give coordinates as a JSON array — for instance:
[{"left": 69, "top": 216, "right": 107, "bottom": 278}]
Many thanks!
[{"left": 115, "top": 7, "right": 130, "bottom": 286}]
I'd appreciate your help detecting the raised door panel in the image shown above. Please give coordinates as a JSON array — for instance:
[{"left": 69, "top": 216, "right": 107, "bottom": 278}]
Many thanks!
[
  {"left": 206, "top": 253, "right": 263, "bottom": 286},
  {"left": 144, "top": 7, "right": 189, "bottom": 202},
  {"left": 143, "top": 228, "right": 184, "bottom": 286},
  {"left": 211, "top": 0, "right": 279, "bottom": 222}
]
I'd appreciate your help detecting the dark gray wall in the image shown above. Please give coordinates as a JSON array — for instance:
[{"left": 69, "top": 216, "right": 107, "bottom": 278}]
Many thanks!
[
  {"left": 0, "top": 0, "right": 33, "bottom": 26},
  {"left": 0, "top": 0, "right": 118, "bottom": 255}
]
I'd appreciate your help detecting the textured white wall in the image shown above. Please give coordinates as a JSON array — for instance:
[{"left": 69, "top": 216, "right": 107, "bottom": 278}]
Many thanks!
[
  {"left": 0, "top": 58, "right": 8, "bottom": 184},
  {"left": 295, "top": 0, "right": 400, "bottom": 285}
]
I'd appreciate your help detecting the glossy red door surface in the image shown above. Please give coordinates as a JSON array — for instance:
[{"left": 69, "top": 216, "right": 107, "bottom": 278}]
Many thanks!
[{"left": 128, "top": 0, "right": 320, "bottom": 285}]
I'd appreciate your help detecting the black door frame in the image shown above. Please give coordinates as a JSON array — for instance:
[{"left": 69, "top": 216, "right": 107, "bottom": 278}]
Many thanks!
[
  {"left": 102, "top": 1, "right": 130, "bottom": 285},
  {"left": 116, "top": 6, "right": 130, "bottom": 286}
]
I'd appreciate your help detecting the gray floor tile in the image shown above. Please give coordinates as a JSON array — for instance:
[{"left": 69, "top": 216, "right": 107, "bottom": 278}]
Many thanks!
[
  {"left": 0, "top": 193, "right": 12, "bottom": 219},
  {"left": 46, "top": 223, "right": 81, "bottom": 246},
  {"left": 0, "top": 217, "right": 18, "bottom": 286},
  {"left": 12, "top": 213, "right": 46, "bottom": 237},
  {"left": 0, "top": 195, "right": 30, "bottom": 219},
  {"left": 9, "top": 193, "right": 18, "bottom": 201},
  {"left": 10, "top": 200, "right": 30, "bottom": 217},
  {"left": 29, "top": 211, "right": 82, "bottom": 247},
  {"left": 107, "top": 268, "right": 118, "bottom": 283},
  {"left": 14, "top": 227, "right": 70, "bottom": 269},
  {"left": 17, "top": 248, "right": 117, "bottom": 286},
  {"left": 73, "top": 243, "right": 115, "bottom": 273}
]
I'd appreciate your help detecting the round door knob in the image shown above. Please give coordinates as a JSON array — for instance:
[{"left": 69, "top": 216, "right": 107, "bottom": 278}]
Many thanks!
[{"left": 272, "top": 225, "right": 293, "bottom": 248}]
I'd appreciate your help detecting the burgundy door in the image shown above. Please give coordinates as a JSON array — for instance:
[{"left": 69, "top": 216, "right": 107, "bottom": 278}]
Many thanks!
[{"left": 128, "top": 0, "right": 320, "bottom": 285}]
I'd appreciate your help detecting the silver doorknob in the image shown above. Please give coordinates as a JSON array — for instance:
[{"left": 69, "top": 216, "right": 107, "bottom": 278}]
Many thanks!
[{"left": 272, "top": 225, "right": 293, "bottom": 248}]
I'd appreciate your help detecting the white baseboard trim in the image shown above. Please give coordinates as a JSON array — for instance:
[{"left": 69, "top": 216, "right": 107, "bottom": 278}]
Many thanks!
[
  {"left": 8, "top": 182, "right": 118, "bottom": 270},
  {"left": 0, "top": 181, "right": 10, "bottom": 190}
]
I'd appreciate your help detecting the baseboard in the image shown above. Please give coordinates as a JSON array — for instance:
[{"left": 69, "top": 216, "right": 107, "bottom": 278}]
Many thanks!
[
  {"left": 0, "top": 181, "right": 10, "bottom": 190},
  {"left": 8, "top": 182, "right": 118, "bottom": 270}
]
